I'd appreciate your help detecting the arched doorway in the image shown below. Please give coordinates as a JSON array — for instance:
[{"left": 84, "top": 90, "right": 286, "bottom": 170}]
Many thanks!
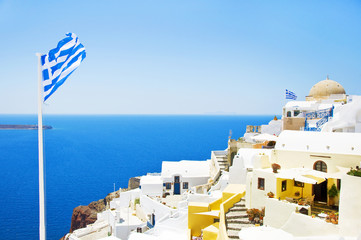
[{"left": 313, "top": 161, "right": 328, "bottom": 202}]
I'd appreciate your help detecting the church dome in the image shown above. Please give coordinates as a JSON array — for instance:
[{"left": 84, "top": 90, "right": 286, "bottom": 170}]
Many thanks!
[{"left": 308, "top": 79, "right": 346, "bottom": 99}]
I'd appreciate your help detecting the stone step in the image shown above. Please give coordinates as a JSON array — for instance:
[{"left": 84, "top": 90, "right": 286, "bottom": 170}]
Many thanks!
[
  {"left": 218, "top": 159, "right": 228, "bottom": 162},
  {"left": 227, "top": 223, "right": 253, "bottom": 230},
  {"left": 218, "top": 162, "right": 228, "bottom": 165},
  {"left": 227, "top": 223, "right": 243, "bottom": 231},
  {"left": 227, "top": 229, "right": 240, "bottom": 239},
  {"left": 229, "top": 205, "right": 246, "bottom": 211},
  {"left": 226, "top": 211, "right": 248, "bottom": 217},
  {"left": 226, "top": 210, "right": 247, "bottom": 215},
  {"left": 219, "top": 164, "right": 227, "bottom": 167},
  {"left": 226, "top": 216, "right": 249, "bottom": 222},
  {"left": 228, "top": 207, "right": 247, "bottom": 212},
  {"left": 234, "top": 200, "right": 245, "bottom": 205},
  {"left": 227, "top": 218, "right": 250, "bottom": 224}
]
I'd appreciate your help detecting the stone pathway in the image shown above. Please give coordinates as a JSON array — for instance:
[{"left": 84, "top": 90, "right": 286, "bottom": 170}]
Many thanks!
[{"left": 226, "top": 198, "right": 253, "bottom": 239}]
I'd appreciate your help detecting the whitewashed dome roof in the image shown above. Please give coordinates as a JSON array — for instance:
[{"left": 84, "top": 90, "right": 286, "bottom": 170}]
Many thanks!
[{"left": 308, "top": 79, "right": 346, "bottom": 98}]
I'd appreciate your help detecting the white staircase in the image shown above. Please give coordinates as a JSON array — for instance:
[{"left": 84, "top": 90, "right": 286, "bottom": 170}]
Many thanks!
[{"left": 225, "top": 198, "right": 253, "bottom": 239}]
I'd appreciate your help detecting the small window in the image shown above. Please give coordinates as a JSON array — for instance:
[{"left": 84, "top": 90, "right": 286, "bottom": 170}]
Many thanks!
[
  {"left": 287, "top": 111, "right": 291, "bottom": 117},
  {"left": 183, "top": 182, "right": 189, "bottom": 189},
  {"left": 294, "top": 181, "right": 304, "bottom": 187},
  {"left": 165, "top": 182, "right": 171, "bottom": 190},
  {"left": 314, "top": 161, "right": 327, "bottom": 173},
  {"left": 282, "top": 180, "right": 287, "bottom": 192},
  {"left": 294, "top": 110, "right": 300, "bottom": 117},
  {"left": 258, "top": 178, "right": 265, "bottom": 190}
]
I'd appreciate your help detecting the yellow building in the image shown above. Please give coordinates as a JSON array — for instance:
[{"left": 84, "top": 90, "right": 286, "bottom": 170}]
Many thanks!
[{"left": 188, "top": 184, "right": 245, "bottom": 240}]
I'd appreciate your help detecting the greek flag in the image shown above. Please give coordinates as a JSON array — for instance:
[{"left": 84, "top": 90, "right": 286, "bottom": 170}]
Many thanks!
[
  {"left": 41, "top": 33, "right": 86, "bottom": 101},
  {"left": 285, "top": 89, "right": 297, "bottom": 100}
]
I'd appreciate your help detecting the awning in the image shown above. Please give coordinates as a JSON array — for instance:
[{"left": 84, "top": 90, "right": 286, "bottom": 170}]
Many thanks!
[
  {"left": 302, "top": 175, "right": 325, "bottom": 184},
  {"left": 251, "top": 133, "right": 278, "bottom": 142},
  {"left": 277, "top": 168, "right": 327, "bottom": 184}
]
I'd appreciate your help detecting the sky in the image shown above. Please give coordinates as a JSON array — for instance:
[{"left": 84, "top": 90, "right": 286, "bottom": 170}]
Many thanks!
[{"left": 0, "top": 0, "right": 360, "bottom": 115}]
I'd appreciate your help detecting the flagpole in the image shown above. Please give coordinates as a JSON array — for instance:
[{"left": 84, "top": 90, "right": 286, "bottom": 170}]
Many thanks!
[{"left": 36, "top": 53, "right": 46, "bottom": 240}]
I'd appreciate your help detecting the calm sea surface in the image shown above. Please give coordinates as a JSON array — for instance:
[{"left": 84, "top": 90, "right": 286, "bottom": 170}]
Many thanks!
[{"left": 0, "top": 114, "right": 276, "bottom": 239}]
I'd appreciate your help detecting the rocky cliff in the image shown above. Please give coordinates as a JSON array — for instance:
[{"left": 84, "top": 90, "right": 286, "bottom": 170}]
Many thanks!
[
  {"left": 61, "top": 177, "right": 141, "bottom": 240},
  {"left": 70, "top": 191, "right": 120, "bottom": 232},
  {"left": 60, "top": 191, "right": 120, "bottom": 240}
]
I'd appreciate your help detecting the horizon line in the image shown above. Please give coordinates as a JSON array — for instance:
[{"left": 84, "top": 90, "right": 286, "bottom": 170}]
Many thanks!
[{"left": 0, "top": 113, "right": 282, "bottom": 117}]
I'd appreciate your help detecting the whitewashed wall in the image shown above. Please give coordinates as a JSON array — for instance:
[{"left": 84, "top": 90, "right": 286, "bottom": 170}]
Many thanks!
[
  {"left": 229, "top": 155, "right": 247, "bottom": 184},
  {"left": 114, "top": 221, "right": 146, "bottom": 240},
  {"left": 229, "top": 150, "right": 272, "bottom": 185},
  {"left": 245, "top": 172, "right": 252, "bottom": 209},
  {"left": 339, "top": 174, "right": 361, "bottom": 237},
  {"left": 261, "top": 119, "right": 282, "bottom": 136},
  {"left": 110, "top": 189, "right": 140, "bottom": 210},
  {"left": 264, "top": 198, "right": 305, "bottom": 228},
  {"left": 249, "top": 170, "right": 276, "bottom": 209},
  {"left": 281, "top": 212, "right": 339, "bottom": 237},
  {"left": 141, "top": 183, "right": 163, "bottom": 197},
  {"left": 140, "top": 194, "right": 173, "bottom": 223},
  {"left": 162, "top": 176, "right": 209, "bottom": 195},
  {"left": 187, "top": 193, "right": 218, "bottom": 203}
]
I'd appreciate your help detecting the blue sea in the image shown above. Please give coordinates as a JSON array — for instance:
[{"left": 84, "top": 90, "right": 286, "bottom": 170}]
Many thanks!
[{"left": 0, "top": 114, "right": 276, "bottom": 239}]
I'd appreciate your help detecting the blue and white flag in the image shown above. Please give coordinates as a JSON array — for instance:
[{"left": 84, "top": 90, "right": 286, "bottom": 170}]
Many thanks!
[
  {"left": 41, "top": 33, "right": 86, "bottom": 101},
  {"left": 285, "top": 89, "right": 297, "bottom": 100}
]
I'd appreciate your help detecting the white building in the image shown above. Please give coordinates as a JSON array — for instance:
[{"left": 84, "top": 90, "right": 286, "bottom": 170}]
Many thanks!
[
  {"left": 282, "top": 78, "right": 361, "bottom": 133},
  {"left": 229, "top": 148, "right": 272, "bottom": 184},
  {"left": 140, "top": 174, "right": 163, "bottom": 198},
  {"left": 161, "top": 160, "right": 211, "bottom": 195},
  {"left": 217, "top": 78, "right": 361, "bottom": 239}
]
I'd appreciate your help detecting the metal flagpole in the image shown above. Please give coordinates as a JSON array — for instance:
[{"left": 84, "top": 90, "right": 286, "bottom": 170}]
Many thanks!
[{"left": 36, "top": 53, "right": 46, "bottom": 240}]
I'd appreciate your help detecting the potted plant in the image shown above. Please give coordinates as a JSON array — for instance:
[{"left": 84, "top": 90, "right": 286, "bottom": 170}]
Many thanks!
[
  {"left": 325, "top": 212, "right": 339, "bottom": 224},
  {"left": 271, "top": 163, "right": 281, "bottom": 173},
  {"left": 328, "top": 184, "right": 339, "bottom": 206},
  {"left": 267, "top": 192, "right": 275, "bottom": 198},
  {"left": 298, "top": 199, "right": 305, "bottom": 205},
  {"left": 247, "top": 209, "right": 255, "bottom": 221},
  {"left": 347, "top": 167, "right": 361, "bottom": 177}
]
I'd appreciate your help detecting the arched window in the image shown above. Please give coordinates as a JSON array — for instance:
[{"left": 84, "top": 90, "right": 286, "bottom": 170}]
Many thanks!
[
  {"left": 287, "top": 111, "right": 292, "bottom": 117},
  {"left": 314, "top": 161, "right": 327, "bottom": 173}
]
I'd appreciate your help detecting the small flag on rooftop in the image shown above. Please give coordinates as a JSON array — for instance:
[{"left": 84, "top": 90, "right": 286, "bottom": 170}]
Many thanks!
[
  {"left": 285, "top": 89, "right": 297, "bottom": 100},
  {"left": 41, "top": 33, "right": 86, "bottom": 101}
]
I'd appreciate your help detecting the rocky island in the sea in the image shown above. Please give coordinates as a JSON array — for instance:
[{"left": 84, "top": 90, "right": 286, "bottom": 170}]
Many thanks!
[{"left": 0, "top": 124, "right": 52, "bottom": 130}]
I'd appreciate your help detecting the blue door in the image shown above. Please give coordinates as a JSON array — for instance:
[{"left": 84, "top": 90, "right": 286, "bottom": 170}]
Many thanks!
[{"left": 174, "top": 176, "right": 180, "bottom": 195}]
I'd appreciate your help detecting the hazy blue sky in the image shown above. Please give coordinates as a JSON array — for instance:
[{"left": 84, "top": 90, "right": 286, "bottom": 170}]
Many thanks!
[{"left": 0, "top": 1, "right": 360, "bottom": 115}]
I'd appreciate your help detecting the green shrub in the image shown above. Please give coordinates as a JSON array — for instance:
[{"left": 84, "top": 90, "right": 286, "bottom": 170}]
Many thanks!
[
  {"left": 328, "top": 184, "right": 338, "bottom": 198},
  {"left": 347, "top": 168, "right": 361, "bottom": 177}
]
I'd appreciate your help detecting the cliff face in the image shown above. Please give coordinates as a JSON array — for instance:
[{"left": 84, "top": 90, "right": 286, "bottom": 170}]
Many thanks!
[
  {"left": 69, "top": 205, "right": 98, "bottom": 232},
  {"left": 62, "top": 179, "right": 138, "bottom": 240},
  {"left": 67, "top": 191, "right": 120, "bottom": 234}
]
